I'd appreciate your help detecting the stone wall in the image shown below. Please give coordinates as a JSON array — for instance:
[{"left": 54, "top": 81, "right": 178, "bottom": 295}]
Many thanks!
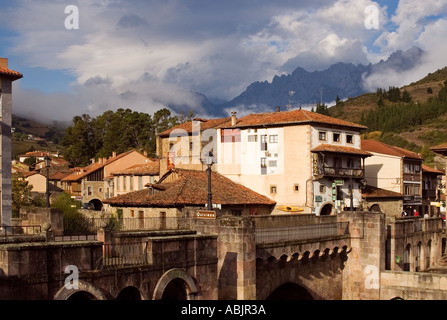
[
  {"left": 0, "top": 240, "right": 103, "bottom": 299},
  {"left": 338, "top": 211, "right": 385, "bottom": 300},
  {"left": 19, "top": 207, "right": 64, "bottom": 236},
  {"left": 380, "top": 271, "right": 447, "bottom": 300}
]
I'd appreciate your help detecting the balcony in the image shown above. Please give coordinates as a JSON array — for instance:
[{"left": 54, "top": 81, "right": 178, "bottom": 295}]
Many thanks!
[{"left": 314, "top": 166, "right": 365, "bottom": 179}]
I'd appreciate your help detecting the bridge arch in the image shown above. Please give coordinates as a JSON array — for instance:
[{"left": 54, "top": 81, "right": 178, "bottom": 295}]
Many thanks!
[
  {"left": 369, "top": 204, "right": 381, "bottom": 212},
  {"left": 319, "top": 202, "right": 333, "bottom": 216},
  {"left": 89, "top": 198, "right": 103, "bottom": 211},
  {"left": 53, "top": 280, "right": 108, "bottom": 300},
  {"left": 266, "top": 282, "right": 314, "bottom": 300},
  {"left": 152, "top": 268, "right": 198, "bottom": 300},
  {"left": 116, "top": 286, "right": 142, "bottom": 300}
]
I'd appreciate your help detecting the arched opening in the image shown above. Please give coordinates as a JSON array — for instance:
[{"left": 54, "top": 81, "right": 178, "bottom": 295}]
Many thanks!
[
  {"left": 161, "top": 278, "right": 188, "bottom": 300},
  {"left": 404, "top": 244, "right": 411, "bottom": 271},
  {"left": 66, "top": 291, "right": 96, "bottom": 300},
  {"left": 116, "top": 286, "right": 142, "bottom": 300},
  {"left": 426, "top": 240, "right": 432, "bottom": 270},
  {"left": 369, "top": 204, "right": 381, "bottom": 212},
  {"left": 320, "top": 203, "right": 333, "bottom": 216},
  {"left": 416, "top": 242, "right": 422, "bottom": 272},
  {"left": 266, "top": 282, "right": 314, "bottom": 300},
  {"left": 89, "top": 199, "right": 103, "bottom": 211},
  {"left": 153, "top": 268, "right": 198, "bottom": 300}
]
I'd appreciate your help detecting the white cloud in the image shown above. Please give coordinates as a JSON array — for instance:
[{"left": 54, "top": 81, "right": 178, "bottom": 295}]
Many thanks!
[{"left": 4, "top": 0, "right": 447, "bottom": 122}]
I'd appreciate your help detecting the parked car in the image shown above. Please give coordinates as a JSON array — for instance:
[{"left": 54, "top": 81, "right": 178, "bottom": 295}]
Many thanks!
[{"left": 82, "top": 203, "right": 95, "bottom": 210}]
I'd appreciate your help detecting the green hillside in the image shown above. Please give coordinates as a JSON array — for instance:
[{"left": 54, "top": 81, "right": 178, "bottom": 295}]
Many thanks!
[{"left": 327, "top": 66, "right": 447, "bottom": 169}]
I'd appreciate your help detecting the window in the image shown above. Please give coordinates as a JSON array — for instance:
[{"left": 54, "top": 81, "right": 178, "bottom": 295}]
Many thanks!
[
  {"left": 248, "top": 135, "right": 258, "bottom": 142},
  {"left": 122, "top": 176, "right": 126, "bottom": 191},
  {"left": 270, "top": 185, "right": 277, "bottom": 194},
  {"left": 319, "top": 131, "right": 327, "bottom": 141},
  {"left": 87, "top": 186, "right": 92, "bottom": 196},
  {"left": 346, "top": 134, "right": 354, "bottom": 144},
  {"left": 138, "top": 176, "right": 143, "bottom": 190},
  {"left": 98, "top": 187, "right": 103, "bottom": 193},
  {"left": 294, "top": 184, "right": 299, "bottom": 192},
  {"left": 129, "top": 176, "right": 134, "bottom": 191},
  {"left": 231, "top": 210, "right": 242, "bottom": 216},
  {"left": 269, "top": 135, "right": 278, "bottom": 143},
  {"left": 269, "top": 160, "right": 277, "bottom": 167},
  {"left": 130, "top": 209, "right": 134, "bottom": 218},
  {"left": 333, "top": 133, "right": 341, "bottom": 143},
  {"left": 116, "top": 177, "right": 120, "bottom": 191},
  {"left": 189, "top": 142, "right": 194, "bottom": 152},
  {"left": 319, "top": 184, "right": 326, "bottom": 194},
  {"left": 261, "top": 135, "right": 267, "bottom": 151},
  {"left": 261, "top": 158, "right": 267, "bottom": 168}
]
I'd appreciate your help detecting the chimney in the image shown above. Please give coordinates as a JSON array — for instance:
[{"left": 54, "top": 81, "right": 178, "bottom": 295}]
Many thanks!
[
  {"left": 276, "top": 106, "right": 281, "bottom": 112},
  {"left": 143, "top": 150, "right": 148, "bottom": 157},
  {"left": 0, "top": 58, "right": 8, "bottom": 69},
  {"left": 112, "top": 151, "right": 116, "bottom": 158},
  {"left": 231, "top": 111, "right": 237, "bottom": 126},
  {"left": 91, "top": 158, "right": 95, "bottom": 164}
]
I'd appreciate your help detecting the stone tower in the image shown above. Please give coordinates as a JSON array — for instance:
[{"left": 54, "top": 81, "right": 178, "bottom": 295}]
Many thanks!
[{"left": 0, "top": 58, "right": 23, "bottom": 228}]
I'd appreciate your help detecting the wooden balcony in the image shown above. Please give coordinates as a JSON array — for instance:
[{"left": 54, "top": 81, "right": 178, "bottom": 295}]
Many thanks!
[{"left": 314, "top": 166, "right": 365, "bottom": 179}]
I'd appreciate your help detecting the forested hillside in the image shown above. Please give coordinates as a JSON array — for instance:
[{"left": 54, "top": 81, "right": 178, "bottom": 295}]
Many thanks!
[{"left": 326, "top": 67, "right": 447, "bottom": 168}]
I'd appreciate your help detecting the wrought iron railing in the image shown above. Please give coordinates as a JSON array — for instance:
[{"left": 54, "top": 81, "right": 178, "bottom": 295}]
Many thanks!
[
  {"left": 63, "top": 217, "right": 194, "bottom": 235},
  {"left": 255, "top": 222, "right": 350, "bottom": 244}
]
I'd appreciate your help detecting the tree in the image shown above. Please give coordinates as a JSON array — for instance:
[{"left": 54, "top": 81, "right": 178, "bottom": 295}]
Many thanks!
[
  {"left": 12, "top": 175, "right": 45, "bottom": 217},
  {"left": 401, "top": 90, "right": 412, "bottom": 103},
  {"left": 61, "top": 108, "right": 180, "bottom": 166}
]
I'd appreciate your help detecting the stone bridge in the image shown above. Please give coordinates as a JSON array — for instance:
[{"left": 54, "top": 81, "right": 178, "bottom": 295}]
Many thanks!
[{"left": 0, "top": 211, "right": 445, "bottom": 300}]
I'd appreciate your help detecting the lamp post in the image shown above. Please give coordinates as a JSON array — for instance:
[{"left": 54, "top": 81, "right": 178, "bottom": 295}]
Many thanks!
[
  {"left": 204, "top": 151, "right": 214, "bottom": 211},
  {"left": 44, "top": 156, "right": 51, "bottom": 208}
]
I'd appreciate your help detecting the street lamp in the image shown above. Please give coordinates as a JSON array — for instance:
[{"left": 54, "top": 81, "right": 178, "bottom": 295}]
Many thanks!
[
  {"left": 44, "top": 156, "right": 51, "bottom": 208},
  {"left": 204, "top": 151, "right": 214, "bottom": 211}
]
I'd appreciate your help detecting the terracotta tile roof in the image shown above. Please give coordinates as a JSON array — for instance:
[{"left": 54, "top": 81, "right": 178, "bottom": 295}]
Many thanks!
[
  {"left": 362, "top": 185, "right": 404, "bottom": 199},
  {"left": 104, "top": 169, "right": 276, "bottom": 207},
  {"left": 218, "top": 109, "right": 367, "bottom": 130},
  {"left": 0, "top": 67, "right": 23, "bottom": 80},
  {"left": 21, "top": 171, "right": 42, "bottom": 178},
  {"left": 49, "top": 169, "right": 75, "bottom": 180},
  {"left": 61, "top": 162, "right": 105, "bottom": 182},
  {"left": 361, "top": 139, "right": 422, "bottom": 160},
  {"left": 61, "top": 150, "right": 140, "bottom": 182},
  {"left": 18, "top": 151, "right": 51, "bottom": 158},
  {"left": 431, "top": 143, "right": 447, "bottom": 154},
  {"left": 311, "top": 144, "right": 372, "bottom": 157},
  {"left": 158, "top": 117, "right": 231, "bottom": 137},
  {"left": 422, "top": 164, "right": 444, "bottom": 175},
  {"left": 112, "top": 159, "right": 160, "bottom": 176}
]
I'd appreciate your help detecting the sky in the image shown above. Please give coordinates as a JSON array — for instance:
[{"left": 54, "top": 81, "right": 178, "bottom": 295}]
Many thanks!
[{"left": 1, "top": 0, "right": 447, "bottom": 123}]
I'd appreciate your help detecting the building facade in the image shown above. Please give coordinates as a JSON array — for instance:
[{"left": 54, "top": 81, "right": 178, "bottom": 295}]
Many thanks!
[
  {"left": 157, "top": 109, "right": 369, "bottom": 215},
  {"left": 362, "top": 139, "right": 423, "bottom": 215}
]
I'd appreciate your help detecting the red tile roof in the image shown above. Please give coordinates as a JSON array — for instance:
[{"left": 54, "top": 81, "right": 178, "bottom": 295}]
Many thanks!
[
  {"left": 0, "top": 67, "right": 23, "bottom": 80},
  {"left": 61, "top": 150, "right": 140, "bottom": 182},
  {"left": 158, "top": 117, "right": 231, "bottom": 137},
  {"left": 422, "top": 164, "right": 444, "bottom": 174},
  {"left": 361, "top": 139, "right": 422, "bottom": 160},
  {"left": 218, "top": 109, "right": 367, "bottom": 130},
  {"left": 312, "top": 144, "right": 372, "bottom": 157},
  {"left": 431, "top": 143, "right": 447, "bottom": 154},
  {"left": 104, "top": 169, "right": 276, "bottom": 207},
  {"left": 49, "top": 169, "right": 76, "bottom": 180},
  {"left": 112, "top": 159, "right": 160, "bottom": 176}
]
